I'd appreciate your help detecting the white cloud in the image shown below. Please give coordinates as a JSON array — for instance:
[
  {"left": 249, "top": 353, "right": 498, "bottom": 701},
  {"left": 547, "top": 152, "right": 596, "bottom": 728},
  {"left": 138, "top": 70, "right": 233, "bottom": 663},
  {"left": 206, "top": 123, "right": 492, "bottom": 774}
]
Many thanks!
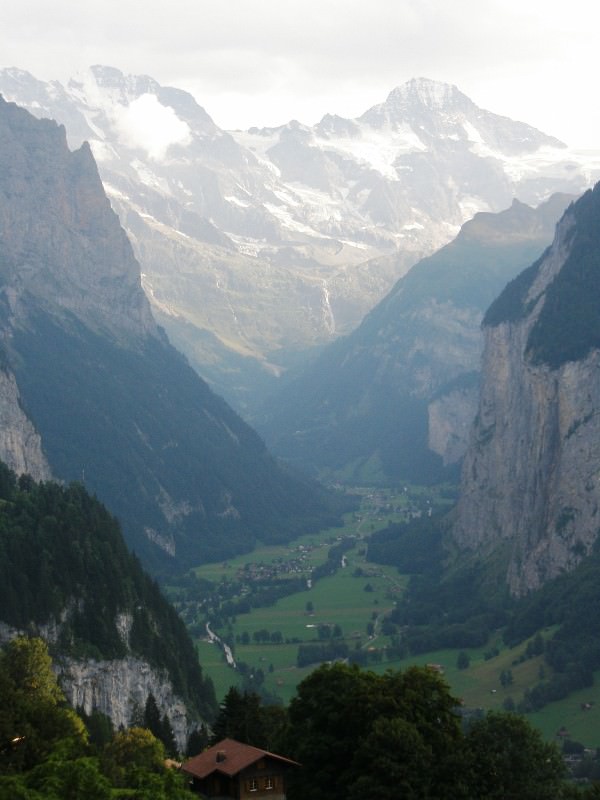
[
  {"left": 112, "top": 94, "right": 191, "bottom": 160},
  {"left": 2, "top": 0, "right": 600, "bottom": 146}
]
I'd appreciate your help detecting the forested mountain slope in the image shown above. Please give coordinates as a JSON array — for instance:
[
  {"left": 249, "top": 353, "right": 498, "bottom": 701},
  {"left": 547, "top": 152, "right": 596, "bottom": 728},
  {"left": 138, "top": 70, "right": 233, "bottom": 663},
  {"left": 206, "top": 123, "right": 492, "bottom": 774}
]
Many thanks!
[{"left": 0, "top": 462, "right": 217, "bottom": 745}]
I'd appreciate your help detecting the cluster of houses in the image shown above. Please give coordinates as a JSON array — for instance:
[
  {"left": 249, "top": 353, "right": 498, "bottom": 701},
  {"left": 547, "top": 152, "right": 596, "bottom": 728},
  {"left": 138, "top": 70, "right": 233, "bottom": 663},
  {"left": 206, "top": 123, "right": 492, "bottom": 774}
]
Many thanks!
[{"left": 234, "top": 547, "right": 318, "bottom": 583}]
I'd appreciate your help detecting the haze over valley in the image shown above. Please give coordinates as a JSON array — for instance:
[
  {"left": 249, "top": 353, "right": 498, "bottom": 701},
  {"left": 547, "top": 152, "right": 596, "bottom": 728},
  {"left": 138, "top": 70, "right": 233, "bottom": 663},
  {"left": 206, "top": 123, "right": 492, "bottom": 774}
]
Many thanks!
[{"left": 5, "top": 3, "right": 600, "bottom": 793}]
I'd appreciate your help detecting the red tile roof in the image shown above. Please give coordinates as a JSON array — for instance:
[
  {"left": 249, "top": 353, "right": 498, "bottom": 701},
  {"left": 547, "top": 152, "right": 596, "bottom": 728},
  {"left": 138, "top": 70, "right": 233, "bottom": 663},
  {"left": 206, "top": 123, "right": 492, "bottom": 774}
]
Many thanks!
[{"left": 182, "top": 738, "right": 299, "bottom": 779}]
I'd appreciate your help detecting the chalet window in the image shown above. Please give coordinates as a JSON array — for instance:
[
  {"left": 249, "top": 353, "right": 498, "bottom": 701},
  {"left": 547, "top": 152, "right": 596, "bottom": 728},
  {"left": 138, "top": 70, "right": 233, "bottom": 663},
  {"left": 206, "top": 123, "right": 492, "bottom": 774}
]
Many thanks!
[
  {"left": 265, "top": 776, "right": 274, "bottom": 790},
  {"left": 247, "top": 778, "right": 258, "bottom": 792}
]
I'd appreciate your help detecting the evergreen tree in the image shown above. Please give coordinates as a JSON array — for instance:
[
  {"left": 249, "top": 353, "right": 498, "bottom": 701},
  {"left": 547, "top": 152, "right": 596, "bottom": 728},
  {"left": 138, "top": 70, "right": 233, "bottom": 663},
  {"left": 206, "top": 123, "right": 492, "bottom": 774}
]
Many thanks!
[
  {"left": 160, "top": 713, "right": 177, "bottom": 758},
  {"left": 186, "top": 725, "right": 209, "bottom": 758},
  {"left": 210, "top": 687, "right": 265, "bottom": 746},
  {"left": 78, "top": 708, "right": 114, "bottom": 749},
  {"left": 129, "top": 700, "right": 144, "bottom": 728},
  {"left": 210, "top": 687, "right": 286, "bottom": 751},
  {"left": 457, "top": 650, "right": 470, "bottom": 669},
  {"left": 143, "top": 693, "right": 162, "bottom": 740}
]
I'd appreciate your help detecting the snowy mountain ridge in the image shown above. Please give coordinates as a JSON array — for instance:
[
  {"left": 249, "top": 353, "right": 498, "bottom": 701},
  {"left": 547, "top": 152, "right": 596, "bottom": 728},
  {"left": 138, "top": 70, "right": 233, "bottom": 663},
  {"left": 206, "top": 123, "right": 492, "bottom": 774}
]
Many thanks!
[{"left": 1, "top": 66, "right": 598, "bottom": 411}]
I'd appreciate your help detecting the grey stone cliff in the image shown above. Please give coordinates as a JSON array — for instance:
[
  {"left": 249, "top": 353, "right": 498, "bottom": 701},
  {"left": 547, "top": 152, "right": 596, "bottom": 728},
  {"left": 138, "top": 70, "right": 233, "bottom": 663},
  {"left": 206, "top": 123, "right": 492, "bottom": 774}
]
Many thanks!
[
  {"left": 454, "top": 204, "right": 600, "bottom": 595},
  {"left": 0, "top": 95, "right": 157, "bottom": 341},
  {"left": 0, "top": 619, "right": 199, "bottom": 751},
  {"left": 57, "top": 656, "right": 191, "bottom": 751},
  {"left": 0, "top": 367, "right": 51, "bottom": 480}
]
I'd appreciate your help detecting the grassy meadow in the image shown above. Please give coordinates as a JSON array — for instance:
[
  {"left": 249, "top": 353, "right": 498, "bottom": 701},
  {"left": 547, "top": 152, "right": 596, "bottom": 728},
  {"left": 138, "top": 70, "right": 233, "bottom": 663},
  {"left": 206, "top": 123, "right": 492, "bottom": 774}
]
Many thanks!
[{"left": 184, "top": 485, "right": 600, "bottom": 747}]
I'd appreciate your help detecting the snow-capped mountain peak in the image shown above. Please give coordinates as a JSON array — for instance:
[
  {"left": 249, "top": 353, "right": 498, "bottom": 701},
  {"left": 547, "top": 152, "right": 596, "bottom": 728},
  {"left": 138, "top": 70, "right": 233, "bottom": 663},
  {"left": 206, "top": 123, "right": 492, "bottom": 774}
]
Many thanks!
[
  {"left": 2, "top": 65, "right": 598, "bottom": 412},
  {"left": 360, "top": 77, "right": 470, "bottom": 128},
  {"left": 386, "top": 77, "right": 467, "bottom": 111}
]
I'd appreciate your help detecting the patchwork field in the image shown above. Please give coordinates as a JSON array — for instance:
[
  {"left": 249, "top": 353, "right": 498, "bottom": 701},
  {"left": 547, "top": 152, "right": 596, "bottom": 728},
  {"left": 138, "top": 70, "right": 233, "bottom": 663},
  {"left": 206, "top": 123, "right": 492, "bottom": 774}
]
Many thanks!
[{"left": 175, "top": 485, "right": 600, "bottom": 747}]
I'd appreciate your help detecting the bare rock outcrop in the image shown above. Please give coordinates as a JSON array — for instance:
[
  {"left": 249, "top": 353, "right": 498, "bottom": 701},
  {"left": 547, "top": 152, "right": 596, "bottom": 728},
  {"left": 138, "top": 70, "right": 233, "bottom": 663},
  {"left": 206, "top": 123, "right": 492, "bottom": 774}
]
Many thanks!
[
  {"left": 0, "top": 95, "right": 157, "bottom": 341},
  {"left": 0, "top": 367, "right": 51, "bottom": 479},
  {"left": 454, "top": 189, "right": 600, "bottom": 595},
  {"left": 57, "top": 657, "right": 191, "bottom": 751},
  {"left": 0, "top": 617, "right": 202, "bottom": 752}
]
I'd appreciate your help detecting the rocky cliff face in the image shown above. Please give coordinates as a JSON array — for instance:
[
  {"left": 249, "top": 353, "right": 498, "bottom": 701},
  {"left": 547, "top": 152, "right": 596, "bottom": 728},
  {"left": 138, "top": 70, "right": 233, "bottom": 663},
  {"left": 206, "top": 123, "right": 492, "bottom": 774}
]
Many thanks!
[
  {"left": 57, "top": 656, "right": 191, "bottom": 750},
  {"left": 454, "top": 185, "right": 600, "bottom": 595},
  {"left": 428, "top": 382, "right": 480, "bottom": 466},
  {"left": 0, "top": 622, "right": 196, "bottom": 751},
  {"left": 0, "top": 92, "right": 151, "bottom": 480},
  {"left": 0, "top": 367, "right": 51, "bottom": 480},
  {"left": 0, "top": 95, "right": 157, "bottom": 340}
]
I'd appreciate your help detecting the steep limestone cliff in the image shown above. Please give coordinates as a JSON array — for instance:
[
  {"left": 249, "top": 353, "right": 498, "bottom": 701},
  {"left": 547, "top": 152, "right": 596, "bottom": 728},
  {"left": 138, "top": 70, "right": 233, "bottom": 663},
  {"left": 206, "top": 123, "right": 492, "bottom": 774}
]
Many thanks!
[
  {"left": 57, "top": 656, "right": 191, "bottom": 750},
  {"left": 0, "top": 96, "right": 157, "bottom": 340},
  {"left": 454, "top": 186, "right": 600, "bottom": 595},
  {"left": 0, "top": 367, "right": 51, "bottom": 480},
  {"left": 0, "top": 91, "right": 154, "bottom": 475},
  {"left": 428, "top": 380, "right": 479, "bottom": 465},
  {"left": 0, "top": 622, "right": 195, "bottom": 751}
]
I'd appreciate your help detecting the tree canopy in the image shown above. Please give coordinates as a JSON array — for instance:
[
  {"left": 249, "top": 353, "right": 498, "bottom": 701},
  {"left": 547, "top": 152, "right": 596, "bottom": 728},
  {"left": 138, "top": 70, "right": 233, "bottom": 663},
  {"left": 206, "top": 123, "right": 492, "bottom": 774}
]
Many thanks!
[
  {"left": 286, "top": 663, "right": 466, "bottom": 800},
  {"left": 464, "top": 711, "right": 566, "bottom": 799},
  {"left": 0, "top": 641, "right": 585, "bottom": 799},
  {"left": 282, "top": 662, "right": 573, "bottom": 800}
]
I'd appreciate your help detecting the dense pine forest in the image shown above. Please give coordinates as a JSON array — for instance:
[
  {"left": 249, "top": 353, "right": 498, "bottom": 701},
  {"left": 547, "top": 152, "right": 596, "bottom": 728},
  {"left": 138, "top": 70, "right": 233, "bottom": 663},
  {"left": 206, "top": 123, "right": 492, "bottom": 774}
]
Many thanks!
[{"left": 0, "top": 462, "right": 216, "bottom": 720}]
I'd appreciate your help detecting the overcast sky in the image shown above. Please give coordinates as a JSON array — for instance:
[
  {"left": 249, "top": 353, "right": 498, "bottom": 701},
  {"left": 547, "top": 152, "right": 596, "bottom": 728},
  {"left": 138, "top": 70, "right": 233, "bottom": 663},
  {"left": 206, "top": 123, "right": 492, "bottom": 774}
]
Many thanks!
[{"left": 2, "top": 0, "right": 600, "bottom": 148}]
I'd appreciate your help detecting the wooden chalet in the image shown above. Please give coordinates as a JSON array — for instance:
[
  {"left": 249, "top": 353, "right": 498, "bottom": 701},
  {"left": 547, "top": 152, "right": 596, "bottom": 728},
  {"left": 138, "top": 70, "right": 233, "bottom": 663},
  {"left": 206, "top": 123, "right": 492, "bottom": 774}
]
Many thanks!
[{"left": 182, "top": 738, "right": 299, "bottom": 799}]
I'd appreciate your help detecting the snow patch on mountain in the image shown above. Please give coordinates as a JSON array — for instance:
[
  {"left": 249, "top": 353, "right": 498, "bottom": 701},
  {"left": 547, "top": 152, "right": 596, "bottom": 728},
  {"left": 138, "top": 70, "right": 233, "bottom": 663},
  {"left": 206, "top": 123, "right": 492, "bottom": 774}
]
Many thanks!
[
  {"left": 233, "top": 129, "right": 283, "bottom": 175},
  {"left": 286, "top": 182, "right": 345, "bottom": 223},
  {"left": 462, "top": 121, "right": 484, "bottom": 144},
  {"left": 263, "top": 201, "right": 326, "bottom": 237},
  {"left": 225, "top": 195, "right": 251, "bottom": 208},
  {"left": 500, "top": 146, "right": 600, "bottom": 185},
  {"left": 314, "top": 123, "right": 427, "bottom": 180},
  {"left": 89, "top": 139, "right": 119, "bottom": 163},
  {"left": 131, "top": 159, "right": 173, "bottom": 194}
]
